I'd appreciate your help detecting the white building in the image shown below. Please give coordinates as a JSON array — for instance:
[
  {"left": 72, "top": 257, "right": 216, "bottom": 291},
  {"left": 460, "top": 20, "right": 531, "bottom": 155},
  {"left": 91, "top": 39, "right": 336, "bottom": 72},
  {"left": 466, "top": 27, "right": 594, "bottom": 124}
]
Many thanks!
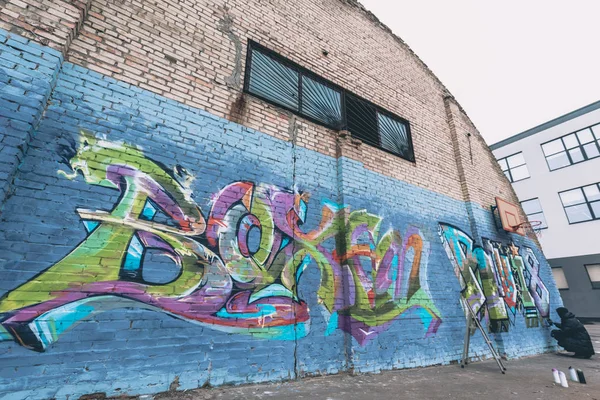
[{"left": 491, "top": 101, "right": 600, "bottom": 320}]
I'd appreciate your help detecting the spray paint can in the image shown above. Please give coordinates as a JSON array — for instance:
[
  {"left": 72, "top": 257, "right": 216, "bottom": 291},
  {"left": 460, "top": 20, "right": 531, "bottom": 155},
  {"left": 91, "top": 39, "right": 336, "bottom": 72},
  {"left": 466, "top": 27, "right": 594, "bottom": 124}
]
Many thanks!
[
  {"left": 558, "top": 371, "right": 569, "bottom": 388},
  {"left": 568, "top": 367, "right": 579, "bottom": 382},
  {"left": 552, "top": 368, "right": 561, "bottom": 384},
  {"left": 576, "top": 369, "right": 587, "bottom": 384}
]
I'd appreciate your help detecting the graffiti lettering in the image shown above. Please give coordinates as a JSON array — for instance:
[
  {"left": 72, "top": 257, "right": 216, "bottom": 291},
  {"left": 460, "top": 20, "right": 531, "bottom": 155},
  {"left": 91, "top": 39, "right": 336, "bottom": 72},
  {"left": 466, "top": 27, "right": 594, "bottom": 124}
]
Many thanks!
[
  {"left": 0, "top": 132, "right": 441, "bottom": 351},
  {"left": 439, "top": 224, "right": 549, "bottom": 332}
]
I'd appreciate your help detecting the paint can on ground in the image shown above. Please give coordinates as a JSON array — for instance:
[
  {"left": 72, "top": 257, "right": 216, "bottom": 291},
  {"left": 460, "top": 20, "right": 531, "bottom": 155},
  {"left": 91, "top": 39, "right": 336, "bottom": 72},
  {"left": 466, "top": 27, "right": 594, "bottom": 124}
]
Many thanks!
[
  {"left": 558, "top": 371, "right": 569, "bottom": 388},
  {"left": 568, "top": 367, "right": 579, "bottom": 382},
  {"left": 576, "top": 369, "right": 586, "bottom": 384},
  {"left": 552, "top": 368, "right": 560, "bottom": 384}
]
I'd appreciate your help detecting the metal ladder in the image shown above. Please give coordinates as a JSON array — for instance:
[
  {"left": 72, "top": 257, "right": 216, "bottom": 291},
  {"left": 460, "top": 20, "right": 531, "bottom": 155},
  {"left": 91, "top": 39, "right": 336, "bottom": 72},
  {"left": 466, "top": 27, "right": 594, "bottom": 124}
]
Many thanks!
[{"left": 460, "top": 298, "right": 507, "bottom": 374}]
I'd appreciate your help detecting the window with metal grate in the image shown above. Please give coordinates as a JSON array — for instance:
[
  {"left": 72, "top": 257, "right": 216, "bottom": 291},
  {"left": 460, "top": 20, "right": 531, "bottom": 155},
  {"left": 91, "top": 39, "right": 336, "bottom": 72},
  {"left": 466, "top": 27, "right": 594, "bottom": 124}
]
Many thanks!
[
  {"left": 301, "top": 75, "right": 343, "bottom": 128},
  {"left": 243, "top": 40, "right": 414, "bottom": 162},
  {"left": 247, "top": 50, "right": 299, "bottom": 111},
  {"left": 378, "top": 112, "right": 411, "bottom": 158},
  {"left": 345, "top": 94, "right": 378, "bottom": 148}
]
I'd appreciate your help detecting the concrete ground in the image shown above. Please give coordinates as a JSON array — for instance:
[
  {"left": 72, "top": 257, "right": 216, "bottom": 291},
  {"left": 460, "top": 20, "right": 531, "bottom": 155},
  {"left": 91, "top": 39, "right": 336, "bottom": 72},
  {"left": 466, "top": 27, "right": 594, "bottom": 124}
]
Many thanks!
[{"left": 153, "top": 324, "right": 600, "bottom": 400}]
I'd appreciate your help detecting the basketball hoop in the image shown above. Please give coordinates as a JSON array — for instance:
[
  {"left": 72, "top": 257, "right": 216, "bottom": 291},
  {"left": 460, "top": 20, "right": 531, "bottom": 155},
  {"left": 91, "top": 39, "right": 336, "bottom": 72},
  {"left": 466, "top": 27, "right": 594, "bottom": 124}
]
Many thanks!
[{"left": 511, "top": 220, "right": 543, "bottom": 240}]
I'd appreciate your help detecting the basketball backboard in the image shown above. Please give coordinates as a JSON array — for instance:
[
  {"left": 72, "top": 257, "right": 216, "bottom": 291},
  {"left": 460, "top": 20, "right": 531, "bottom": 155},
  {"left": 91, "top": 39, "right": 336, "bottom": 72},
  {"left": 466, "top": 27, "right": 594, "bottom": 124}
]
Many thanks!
[{"left": 495, "top": 197, "right": 525, "bottom": 236}]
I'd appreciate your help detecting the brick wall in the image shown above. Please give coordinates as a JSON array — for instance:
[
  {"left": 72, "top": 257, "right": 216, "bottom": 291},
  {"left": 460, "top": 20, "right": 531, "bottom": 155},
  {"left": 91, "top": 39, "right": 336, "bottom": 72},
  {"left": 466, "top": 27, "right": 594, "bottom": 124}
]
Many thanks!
[
  {"left": 0, "top": 30, "right": 62, "bottom": 212},
  {"left": 0, "top": 0, "right": 522, "bottom": 206},
  {"left": 0, "top": 1, "right": 561, "bottom": 398},
  {"left": 0, "top": 0, "right": 90, "bottom": 52}
]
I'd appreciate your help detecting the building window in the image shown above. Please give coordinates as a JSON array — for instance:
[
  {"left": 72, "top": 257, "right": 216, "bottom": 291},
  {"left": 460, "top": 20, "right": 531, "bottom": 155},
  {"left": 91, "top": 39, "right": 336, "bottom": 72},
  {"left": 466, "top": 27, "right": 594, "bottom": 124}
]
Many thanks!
[
  {"left": 497, "top": 152, "right": 530, "bottom": 182},
  {"left": 520, "top": 198, "right": 548, "bottom": 228},
  {"left": 244, "top": 40, "right": 415, "bottom": 161},
  {"left": 585, "top": 264, "right": 600, "bottom": 289},
  {"left": 552, "top": 267, "right": 569, "bottom": 290},
  {"left": 559, "top": 182, "right": 600, "bottom": 224},
  {"left": 541, "top": 123, "right": 600, "bottom": 171}
]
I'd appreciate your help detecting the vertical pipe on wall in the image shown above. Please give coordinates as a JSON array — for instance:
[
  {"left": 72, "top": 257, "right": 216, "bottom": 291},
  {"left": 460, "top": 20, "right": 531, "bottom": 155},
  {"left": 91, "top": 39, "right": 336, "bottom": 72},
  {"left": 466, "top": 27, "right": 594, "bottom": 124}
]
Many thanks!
[
  {"left": 335, "top": 130, "right": 354, "bottom": 372},
  {"left": 443, "top": 95, "right": 481, "bottom": 243}
]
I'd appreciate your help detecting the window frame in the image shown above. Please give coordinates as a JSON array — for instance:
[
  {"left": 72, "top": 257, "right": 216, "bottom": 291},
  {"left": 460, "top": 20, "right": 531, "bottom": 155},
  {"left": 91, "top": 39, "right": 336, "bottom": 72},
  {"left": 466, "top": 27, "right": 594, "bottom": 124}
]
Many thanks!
[
  {"left": 497, "top": 151, "right": 530, "bottom": 183},
  {"left": 243, "top": 40, "right": 415, "bottom": 162},
  {"left": 519, "top": 197, "right": 548, "bottom": 229},
  {"left": 541, "top": 123, "right": 600, "bottom": 172},
  {"left": 551, "top": 266, "right": 569, "bottom": 290},
  {"left": 585, "top": 264, "right": 600, "bottom": 289},
  {"left": 558, "top": 182, "right": 600, "bottom": 225}
]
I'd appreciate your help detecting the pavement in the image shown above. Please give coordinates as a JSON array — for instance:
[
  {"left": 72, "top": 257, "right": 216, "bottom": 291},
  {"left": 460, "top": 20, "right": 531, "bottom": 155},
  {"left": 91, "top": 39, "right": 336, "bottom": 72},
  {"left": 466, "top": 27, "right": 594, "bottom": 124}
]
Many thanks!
[{"left": 151, "top": 324, "right": 600, "bottom": 400}]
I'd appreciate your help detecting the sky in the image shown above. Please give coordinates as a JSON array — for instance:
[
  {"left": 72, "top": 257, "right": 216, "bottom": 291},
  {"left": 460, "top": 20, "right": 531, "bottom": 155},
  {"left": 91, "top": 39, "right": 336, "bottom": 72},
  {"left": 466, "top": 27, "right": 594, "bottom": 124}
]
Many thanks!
[{"left": 359, "top": 0, "right": 600, "bottom": 145}]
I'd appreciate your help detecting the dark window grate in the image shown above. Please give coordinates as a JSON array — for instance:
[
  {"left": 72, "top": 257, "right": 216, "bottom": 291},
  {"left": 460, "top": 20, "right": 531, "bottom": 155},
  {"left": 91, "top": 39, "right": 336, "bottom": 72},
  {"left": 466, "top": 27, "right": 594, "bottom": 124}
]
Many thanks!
[
  {"left": 301, "top": 75, "right": 342, "bottom": 128},
  {"left": 379, "top": 112, "right": 410, "bottom": 157},
  {"left": 243, "top": 40, "right": 414, "bottom": 162},
  {"left": 248, "top": 50, "right": 299, "bottom": 111},
  {"left": 346, "top": 94, "right": 379, "bottom": 148}
]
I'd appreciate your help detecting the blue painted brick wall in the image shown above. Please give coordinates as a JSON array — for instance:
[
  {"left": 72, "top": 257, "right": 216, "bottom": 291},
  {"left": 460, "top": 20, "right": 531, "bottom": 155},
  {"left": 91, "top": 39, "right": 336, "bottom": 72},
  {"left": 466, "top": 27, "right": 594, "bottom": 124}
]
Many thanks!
[
  {"left": 0, "top": 30, "right": 562, "bottom": 399},
  {"left": 0, "top": 30, "right": 63, "bottom": 209}
]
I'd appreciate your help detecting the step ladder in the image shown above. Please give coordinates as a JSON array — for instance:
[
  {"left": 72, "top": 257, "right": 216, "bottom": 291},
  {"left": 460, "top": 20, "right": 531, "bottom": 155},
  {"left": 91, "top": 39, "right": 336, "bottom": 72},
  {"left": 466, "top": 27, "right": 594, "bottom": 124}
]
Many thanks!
[{"left": 460, "top": 297, "right": 507, "bottom": 374}]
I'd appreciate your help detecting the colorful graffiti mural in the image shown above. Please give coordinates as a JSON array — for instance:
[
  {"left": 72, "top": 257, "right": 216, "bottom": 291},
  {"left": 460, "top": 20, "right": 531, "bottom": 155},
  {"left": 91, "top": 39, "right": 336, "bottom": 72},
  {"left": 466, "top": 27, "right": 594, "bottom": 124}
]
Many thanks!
[
  {"left": 438, "top": 224, "right": 550, "bottom": 333},
  {"left": 0, "top": 132, "right": 441, "bottom": 351}
]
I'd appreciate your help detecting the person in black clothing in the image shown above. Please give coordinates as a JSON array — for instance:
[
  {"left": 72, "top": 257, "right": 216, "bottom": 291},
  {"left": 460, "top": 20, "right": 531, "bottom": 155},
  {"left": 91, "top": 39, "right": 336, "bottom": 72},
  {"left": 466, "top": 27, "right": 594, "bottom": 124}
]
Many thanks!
[{"left": 549, "top": 307, "right": 595, "bottom": 359}]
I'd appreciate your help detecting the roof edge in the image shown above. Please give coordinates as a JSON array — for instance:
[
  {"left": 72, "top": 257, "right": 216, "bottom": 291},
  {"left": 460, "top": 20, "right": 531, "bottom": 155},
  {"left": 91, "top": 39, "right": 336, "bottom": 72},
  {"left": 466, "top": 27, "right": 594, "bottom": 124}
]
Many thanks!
[{"left": 490, "top": 99, "right": 600, "bottom": 150}]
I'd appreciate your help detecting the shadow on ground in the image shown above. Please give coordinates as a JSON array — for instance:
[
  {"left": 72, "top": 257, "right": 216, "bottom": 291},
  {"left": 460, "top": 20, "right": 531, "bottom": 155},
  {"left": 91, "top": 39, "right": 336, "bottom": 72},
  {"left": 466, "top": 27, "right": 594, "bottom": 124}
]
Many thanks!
[{"left": 142, "top": 325, "right": 600, "bottom": 400}]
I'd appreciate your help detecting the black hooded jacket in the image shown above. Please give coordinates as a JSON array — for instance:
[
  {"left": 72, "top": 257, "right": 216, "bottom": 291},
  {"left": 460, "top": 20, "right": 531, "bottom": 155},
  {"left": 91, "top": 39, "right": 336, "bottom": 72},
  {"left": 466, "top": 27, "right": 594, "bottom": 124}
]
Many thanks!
[{"left": 553, "top": 312, "right": 595, "bottom": 355}]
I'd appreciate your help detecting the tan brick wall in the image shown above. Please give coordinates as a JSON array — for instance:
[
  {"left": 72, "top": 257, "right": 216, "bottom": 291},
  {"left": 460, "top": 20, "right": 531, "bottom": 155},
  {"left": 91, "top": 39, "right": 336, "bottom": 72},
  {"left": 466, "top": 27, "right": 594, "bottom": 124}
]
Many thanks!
[
  {"left": 444, "top": 96, "right": 539, "bottom": 245},
  {"left": 1, "top": 0, "right": 520, "bottom": 211},
  {"left": 445, "top": 97, "right": 524, "bottom": 209},
  {"left": 0, "top": 0, "right": 90, "bottom": 52},
  {"left": 65, "top": 0, "right": 468, "bottom": 201}
]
